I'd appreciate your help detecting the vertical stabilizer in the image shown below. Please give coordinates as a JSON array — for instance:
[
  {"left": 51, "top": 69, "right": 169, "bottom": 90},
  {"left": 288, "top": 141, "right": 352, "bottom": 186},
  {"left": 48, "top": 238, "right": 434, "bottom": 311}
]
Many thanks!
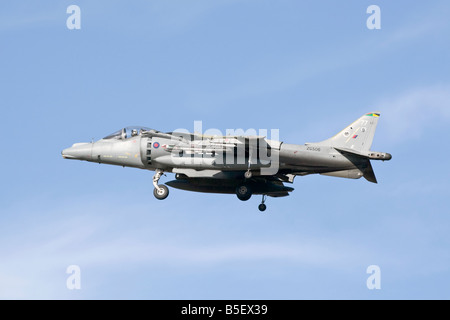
[{"left": 316, "top": 112, "right": 380, "bottom": 152}]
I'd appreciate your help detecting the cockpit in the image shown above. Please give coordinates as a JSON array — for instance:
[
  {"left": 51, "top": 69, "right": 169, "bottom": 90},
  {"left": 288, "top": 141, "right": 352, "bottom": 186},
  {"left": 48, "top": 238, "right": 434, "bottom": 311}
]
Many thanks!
[{"left": 103, "top": 126, "right": 155, "bottom": 140}]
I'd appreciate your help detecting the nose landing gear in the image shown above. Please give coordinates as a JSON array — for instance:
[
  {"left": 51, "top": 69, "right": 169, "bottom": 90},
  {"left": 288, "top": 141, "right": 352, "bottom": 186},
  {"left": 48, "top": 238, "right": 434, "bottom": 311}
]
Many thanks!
[
  {"left": 153, "top": 169, "right": 169, "bottom": 200},
  {"left": 153, "top": 184, "right": 169, "bottom": 200}
]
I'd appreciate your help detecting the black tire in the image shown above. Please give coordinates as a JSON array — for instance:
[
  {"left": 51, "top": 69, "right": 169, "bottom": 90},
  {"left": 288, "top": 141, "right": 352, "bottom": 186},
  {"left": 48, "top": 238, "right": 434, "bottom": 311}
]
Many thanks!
[
  {"left": 236, "top": 185, "right": 252, "bottom": 201},
  {"left": 258, "top": 204, "right": 267, "bottom": 212},
  {"left": 153, "top": 185, "right": 169, "bottom": 200}
]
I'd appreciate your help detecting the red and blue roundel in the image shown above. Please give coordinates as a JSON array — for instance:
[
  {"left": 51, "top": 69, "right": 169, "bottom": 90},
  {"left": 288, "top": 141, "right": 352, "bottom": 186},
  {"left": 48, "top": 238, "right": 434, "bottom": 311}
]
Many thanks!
[{"left": 153, "top": 142, "right": 160, "bottom": 149}]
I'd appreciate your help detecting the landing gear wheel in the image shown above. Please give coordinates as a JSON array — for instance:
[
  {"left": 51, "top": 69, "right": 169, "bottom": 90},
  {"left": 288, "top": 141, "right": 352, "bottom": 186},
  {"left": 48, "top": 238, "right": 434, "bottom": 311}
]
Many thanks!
[
  {"left": 258, "top": 195, "right": 267, "bottom": 212},
  {"left": 153, "top": 184, "right": 169, "bottom": 200},
  {"left": 244, "top": 170, "right": 252, "bottom": 179},
  {"left": 236, "top": 185, "right": 252, "bottom": 201}
]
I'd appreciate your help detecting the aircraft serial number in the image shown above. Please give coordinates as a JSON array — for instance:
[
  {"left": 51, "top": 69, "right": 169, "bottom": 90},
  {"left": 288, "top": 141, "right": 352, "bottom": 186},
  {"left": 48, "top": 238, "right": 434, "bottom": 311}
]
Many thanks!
[{"left": 307, "top": 147, "right": 321, "bottom": 152}]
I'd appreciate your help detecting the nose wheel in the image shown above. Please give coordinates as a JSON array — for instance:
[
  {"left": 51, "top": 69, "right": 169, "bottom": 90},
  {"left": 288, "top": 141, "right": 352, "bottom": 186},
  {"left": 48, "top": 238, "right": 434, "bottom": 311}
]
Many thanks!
[
  {"left": 153, "top": 169, "right": 169, "bottom": 200},
  {"left": 258, "top": 195, "right": 267, "bottom": 212},
  {"left": 153, "top": 184, "right": 169, "bottom": 200}
]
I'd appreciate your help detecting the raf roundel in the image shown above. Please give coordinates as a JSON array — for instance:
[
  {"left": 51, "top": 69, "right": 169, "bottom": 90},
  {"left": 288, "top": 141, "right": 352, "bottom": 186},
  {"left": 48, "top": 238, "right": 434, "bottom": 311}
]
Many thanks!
[{"left": 153, "top": 142, "right": 160, "bottom": 149}]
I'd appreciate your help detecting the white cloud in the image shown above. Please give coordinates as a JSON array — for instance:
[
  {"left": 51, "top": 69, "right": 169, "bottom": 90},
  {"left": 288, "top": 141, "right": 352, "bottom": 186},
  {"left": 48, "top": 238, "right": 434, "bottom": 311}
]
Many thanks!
[
  {"left": 377, "top": 84, "right": 450, "bottom": 144},
  {"left": 0, "top": 197, "right": 368, "bottom": 299},
  {"left": 186, "top": 10, "right": 448, "bottom": 113}
]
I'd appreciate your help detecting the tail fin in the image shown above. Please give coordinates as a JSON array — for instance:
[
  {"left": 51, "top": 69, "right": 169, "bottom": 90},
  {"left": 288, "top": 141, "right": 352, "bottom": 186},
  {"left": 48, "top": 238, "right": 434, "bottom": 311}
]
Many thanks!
[{"left": 315, "top": 112, "right": 380, "bottom": 151}]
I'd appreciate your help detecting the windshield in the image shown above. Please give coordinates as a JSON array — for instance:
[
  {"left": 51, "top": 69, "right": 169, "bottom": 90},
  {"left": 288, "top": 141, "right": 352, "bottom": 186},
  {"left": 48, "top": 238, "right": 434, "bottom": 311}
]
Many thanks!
[{"left": 103, "top": 127, "right": 154, "bottom": 140}]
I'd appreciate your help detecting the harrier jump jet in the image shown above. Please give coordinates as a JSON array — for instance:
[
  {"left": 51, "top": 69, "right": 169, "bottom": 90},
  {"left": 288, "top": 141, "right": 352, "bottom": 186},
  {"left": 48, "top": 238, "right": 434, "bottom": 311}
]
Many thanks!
[{"left": 62, "top": 112, "right": 391, "bottom": 211}]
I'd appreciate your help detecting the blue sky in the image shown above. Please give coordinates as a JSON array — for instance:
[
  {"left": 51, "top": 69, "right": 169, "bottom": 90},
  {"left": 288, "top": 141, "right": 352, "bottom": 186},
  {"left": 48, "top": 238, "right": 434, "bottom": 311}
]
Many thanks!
[{"left": 1, "top": 0, "right": 450, "bottom": 299}]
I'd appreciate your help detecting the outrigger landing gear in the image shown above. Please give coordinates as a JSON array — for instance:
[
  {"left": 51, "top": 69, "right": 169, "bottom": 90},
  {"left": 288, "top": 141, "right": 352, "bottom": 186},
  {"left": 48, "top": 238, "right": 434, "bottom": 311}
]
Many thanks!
[
  {"left": 258, "top": 195, "right": 267, "bottom": 212},
  {"left": 153, "top": 169, "right": 169, "bottom": 200}
]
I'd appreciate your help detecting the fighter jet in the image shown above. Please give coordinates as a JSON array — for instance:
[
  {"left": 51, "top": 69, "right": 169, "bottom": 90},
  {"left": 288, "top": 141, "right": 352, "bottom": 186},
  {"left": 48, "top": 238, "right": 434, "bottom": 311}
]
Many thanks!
[{"left": 62, "top": 112, "right": 391, "bottom": 211}]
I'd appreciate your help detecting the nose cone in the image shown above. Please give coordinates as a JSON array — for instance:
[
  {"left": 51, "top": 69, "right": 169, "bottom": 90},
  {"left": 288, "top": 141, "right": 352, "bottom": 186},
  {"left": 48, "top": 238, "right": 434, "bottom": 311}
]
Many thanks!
[{"left": 62, "top": 143, "right": 92, "bottom": 161}]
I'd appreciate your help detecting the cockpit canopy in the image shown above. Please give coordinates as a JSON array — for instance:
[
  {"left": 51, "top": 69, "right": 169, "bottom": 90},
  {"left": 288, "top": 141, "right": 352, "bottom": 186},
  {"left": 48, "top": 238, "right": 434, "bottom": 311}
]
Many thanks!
[{"left": 103, "top": 126, "right": 156, "bottom": 140}]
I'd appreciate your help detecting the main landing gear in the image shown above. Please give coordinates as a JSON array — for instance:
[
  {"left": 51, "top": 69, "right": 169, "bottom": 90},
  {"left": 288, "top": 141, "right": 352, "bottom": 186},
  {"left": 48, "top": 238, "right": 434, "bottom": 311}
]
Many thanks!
[
  {"left": 235, "top": 184, "right": 252, "bottom": 201},
  {"left": 235, "top": 184, "right": 268, "bottom": 212},
  {"left": 153, "top": 169, "right": 169, "bottom": 200}
]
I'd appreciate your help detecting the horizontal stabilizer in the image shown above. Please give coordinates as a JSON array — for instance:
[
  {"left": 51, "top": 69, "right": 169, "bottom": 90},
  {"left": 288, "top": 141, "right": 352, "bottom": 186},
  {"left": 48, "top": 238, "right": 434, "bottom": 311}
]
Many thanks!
[
  {"left": 334, "top": 148, "right": 378, "bottom": 183},
  {"left": 363, "top": 161, "right": 377, "bottom": 184},
  {"left": 334, "top": 147, "right": 392, "bottom": 161}
]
